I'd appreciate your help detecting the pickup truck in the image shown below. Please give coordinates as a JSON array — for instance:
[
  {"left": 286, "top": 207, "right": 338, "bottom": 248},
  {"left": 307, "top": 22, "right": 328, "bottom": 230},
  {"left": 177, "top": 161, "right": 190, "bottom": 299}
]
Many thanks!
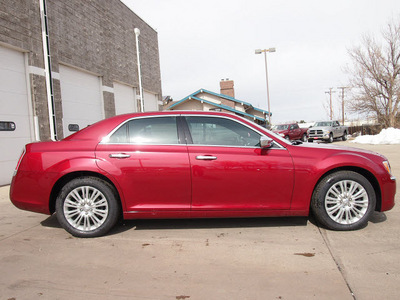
[
  {"left": 272, "top": 123, "right": 308, "bottom": 141},
  {"left": 307, "top": 120, "right": 348, "bottom": 143}
]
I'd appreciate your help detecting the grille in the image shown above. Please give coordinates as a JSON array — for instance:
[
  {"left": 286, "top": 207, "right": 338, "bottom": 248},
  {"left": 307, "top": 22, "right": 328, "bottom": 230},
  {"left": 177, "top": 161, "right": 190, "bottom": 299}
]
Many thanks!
[{"left": 310, "top": 130, "right": 323, "bottom": 134}]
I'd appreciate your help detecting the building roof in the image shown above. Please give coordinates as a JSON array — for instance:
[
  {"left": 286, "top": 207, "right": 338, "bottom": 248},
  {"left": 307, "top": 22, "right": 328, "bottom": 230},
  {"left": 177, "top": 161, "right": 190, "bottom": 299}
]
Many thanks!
[{"left": 167, "top": 88, "right": 270, "bottom": 122}]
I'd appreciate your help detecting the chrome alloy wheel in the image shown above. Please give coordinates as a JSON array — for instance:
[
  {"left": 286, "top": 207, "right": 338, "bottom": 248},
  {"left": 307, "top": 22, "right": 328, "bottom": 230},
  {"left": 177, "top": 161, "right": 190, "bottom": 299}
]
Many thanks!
[
  {"left": 63, "top": 186, "right": 109, "bottom": 231},
  {"left": 325, "top": 180, "right": 369, "bottom": 225}
]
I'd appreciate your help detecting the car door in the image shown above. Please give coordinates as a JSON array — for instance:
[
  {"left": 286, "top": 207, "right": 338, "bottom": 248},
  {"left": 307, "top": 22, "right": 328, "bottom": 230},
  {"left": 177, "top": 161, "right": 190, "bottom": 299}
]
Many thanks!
[
  {"left": 183, "top": 115, "right": 294, "bottom": 211},
  {"left": 292, "top": 124, "right": 301, "bottom": 139},
  {"left": 95, "top": 116, "right": 191, "bottom": 213},
  {"left": 333, "top": 121, "right": 341, "bottom": 138}
]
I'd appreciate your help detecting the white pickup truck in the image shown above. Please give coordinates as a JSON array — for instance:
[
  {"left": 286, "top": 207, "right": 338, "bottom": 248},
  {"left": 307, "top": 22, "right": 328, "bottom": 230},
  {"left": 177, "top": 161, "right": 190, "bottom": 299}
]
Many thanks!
[{"left": 307, "top": 120, "right": 348, "bottom": 143}]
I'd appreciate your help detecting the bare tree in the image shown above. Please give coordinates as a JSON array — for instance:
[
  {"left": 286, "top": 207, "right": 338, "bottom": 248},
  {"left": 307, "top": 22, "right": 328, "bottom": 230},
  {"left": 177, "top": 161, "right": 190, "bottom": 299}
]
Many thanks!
[{"left": 347, "top": 19, "right": 400, "bottom": 128}]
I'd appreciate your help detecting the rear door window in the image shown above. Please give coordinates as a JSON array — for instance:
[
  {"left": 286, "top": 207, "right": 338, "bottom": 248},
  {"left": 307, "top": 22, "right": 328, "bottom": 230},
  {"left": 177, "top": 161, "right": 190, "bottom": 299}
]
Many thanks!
[{"left": 108, "top": 116, "right": 179, "bottom": 144}]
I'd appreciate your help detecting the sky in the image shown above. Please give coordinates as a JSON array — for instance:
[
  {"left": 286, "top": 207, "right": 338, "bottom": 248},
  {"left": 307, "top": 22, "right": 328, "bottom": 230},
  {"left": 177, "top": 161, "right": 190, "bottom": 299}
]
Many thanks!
[{"left": 121, "top": 0, "right": 400, "bottom": 124}]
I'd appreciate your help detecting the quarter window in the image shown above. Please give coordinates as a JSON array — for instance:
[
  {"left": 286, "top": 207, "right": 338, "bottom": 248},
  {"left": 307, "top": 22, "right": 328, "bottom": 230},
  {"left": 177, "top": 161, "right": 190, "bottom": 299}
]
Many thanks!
[
  {"left": 108, "top": 117, "right": 179, "bottom": 144},
  {"left": 185, "top": 116, "right": 261, "bottom": 147}
]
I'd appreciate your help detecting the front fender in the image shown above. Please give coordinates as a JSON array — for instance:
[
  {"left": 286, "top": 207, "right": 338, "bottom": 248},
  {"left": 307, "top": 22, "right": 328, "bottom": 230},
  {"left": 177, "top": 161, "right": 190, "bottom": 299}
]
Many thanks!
[{"left": 289, "top": 150, "right": 384, "bottom": 211}]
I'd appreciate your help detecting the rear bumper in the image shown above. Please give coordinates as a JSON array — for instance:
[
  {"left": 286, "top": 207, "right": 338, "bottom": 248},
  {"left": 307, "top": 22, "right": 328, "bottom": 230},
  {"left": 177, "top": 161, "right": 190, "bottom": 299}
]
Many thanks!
[{"left": 9, "top": 172, "right": 52, "bottom": 215}]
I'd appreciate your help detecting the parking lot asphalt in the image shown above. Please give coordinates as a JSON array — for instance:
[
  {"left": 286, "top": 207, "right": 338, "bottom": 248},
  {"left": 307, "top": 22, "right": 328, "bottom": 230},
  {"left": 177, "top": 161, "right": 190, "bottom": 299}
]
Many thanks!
[{"left": 0, "top": 141, "right": 399, "bottom": 300}]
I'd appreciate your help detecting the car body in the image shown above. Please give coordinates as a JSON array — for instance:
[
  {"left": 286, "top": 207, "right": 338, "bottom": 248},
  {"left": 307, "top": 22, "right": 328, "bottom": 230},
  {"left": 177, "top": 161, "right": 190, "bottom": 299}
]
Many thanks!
[
  {"left": 10, "top": 111, "right": 396, "bottom": 237},
  {"left": 308, "top": 120, "right": 348, "bottom": 143},
  {"left": 272, "top": 123, "right": 308, "bottom": 141}
]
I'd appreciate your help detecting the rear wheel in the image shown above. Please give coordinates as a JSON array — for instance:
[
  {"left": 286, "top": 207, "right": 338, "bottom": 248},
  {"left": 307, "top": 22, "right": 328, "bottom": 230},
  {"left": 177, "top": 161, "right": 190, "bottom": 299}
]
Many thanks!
[
  {"left": 311, "top": 171, "right": 376, "bottom": 230},
  {"left": 56, "top": 177, "right": 120, "bottom": 238}
]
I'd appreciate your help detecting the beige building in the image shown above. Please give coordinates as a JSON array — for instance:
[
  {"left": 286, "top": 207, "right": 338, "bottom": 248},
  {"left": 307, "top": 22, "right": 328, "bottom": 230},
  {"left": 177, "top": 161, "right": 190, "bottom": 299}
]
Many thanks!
[{"left": 166, "top": 80, "right": 270, "bottom": 126}]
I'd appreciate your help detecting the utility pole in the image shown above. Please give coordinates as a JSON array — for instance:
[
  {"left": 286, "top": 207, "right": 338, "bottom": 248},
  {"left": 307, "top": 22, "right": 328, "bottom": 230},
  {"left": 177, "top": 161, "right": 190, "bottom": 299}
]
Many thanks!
[
  {"left": 325, "top": 88, "right": 336, "bottom": 120},
  {"left": 337, "top": 87, "right": 349, "bottom": 126}
]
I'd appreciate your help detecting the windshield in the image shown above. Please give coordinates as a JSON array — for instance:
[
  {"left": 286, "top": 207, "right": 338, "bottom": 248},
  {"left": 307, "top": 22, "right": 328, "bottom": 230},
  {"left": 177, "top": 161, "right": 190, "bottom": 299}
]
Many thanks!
[
  {"left": 314, "top": 122, "right": 332, "bottom": 127},
  {"left": 272, "top": 124, "right": 289, "bottom": 130}
]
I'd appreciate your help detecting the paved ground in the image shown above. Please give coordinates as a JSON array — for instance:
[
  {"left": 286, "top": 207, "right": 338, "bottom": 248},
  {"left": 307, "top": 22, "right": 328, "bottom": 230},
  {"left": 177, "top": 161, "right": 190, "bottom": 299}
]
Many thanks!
[{"left": 0, "top": 141, "right": 399, "bottom": 300}]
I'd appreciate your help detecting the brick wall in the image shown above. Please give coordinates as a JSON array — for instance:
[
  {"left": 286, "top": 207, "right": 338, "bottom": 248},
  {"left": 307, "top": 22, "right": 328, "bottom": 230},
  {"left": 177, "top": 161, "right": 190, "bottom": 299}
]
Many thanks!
[
  {"left": 219, "top": 80, "right": 235, "bottom": 108},
  {"left": 0, "top": 0, "right": 162, "bottom": 140}
]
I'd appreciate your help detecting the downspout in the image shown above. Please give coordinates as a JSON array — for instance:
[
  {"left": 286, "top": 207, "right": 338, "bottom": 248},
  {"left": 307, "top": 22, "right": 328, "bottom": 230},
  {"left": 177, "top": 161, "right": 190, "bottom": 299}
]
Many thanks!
[
  {"left": 39, "top": 0, "right": 57, "bottom": 140},
  {"left": 134, "top": 28, "right": 144, "bottom": 112}
]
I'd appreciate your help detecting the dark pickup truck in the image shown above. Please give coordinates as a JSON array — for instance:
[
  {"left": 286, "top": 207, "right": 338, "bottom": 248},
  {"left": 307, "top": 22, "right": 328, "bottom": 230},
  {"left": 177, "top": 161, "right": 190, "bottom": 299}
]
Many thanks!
[{"left": 272, "top": 123, "right": 308, "bottom": 141}]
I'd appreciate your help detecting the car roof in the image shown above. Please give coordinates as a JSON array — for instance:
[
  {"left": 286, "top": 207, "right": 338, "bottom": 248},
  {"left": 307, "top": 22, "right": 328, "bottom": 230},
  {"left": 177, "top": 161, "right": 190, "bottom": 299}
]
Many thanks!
[{"left": 63, "top": 111, "right": 246, "bottom": 141}]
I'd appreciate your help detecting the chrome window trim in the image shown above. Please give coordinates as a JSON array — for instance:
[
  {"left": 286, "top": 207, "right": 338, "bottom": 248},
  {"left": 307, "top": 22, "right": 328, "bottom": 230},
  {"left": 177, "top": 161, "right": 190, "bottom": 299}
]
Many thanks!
[
  {"left": 182, "top": 114, "right": 286, "bottom": 149},
  {"left": 100, "top": 115, "right": 182, "bottom": 145},
  {"left": 100, "top": 113, "right": 286, "bottom": 149}
]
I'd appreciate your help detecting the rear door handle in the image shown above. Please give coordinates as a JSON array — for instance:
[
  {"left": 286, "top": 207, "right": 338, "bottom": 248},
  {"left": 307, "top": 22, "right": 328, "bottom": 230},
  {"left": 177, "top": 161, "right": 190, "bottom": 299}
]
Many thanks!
[
  {"left": 109, "top": 153, "right": 131, "bottom": 159},
  {"left": 196, "top": 155, "right": 217, "bottom": 160}
]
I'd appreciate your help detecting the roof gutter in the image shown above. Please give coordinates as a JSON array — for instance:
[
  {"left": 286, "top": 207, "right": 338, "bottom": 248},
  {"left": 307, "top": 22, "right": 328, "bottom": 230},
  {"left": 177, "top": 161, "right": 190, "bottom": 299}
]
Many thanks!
[{"left": 39, "top": 0, "right": 57, "bottom": 140}]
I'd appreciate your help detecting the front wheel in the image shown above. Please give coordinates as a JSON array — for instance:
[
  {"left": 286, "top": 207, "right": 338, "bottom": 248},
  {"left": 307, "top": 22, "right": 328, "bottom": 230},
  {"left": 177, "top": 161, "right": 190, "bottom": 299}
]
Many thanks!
[
  {"left": 327, "top": 133, "right": 333, "bottom": 143},
  {"left": 56, "top": 177, "right": 120, "bottom": 238},
  {"left": 311, "top": 171, "right": 376, "bottom": 231},
  {"left": 301, "top": 134, "right": 307, "bottom": 142}
]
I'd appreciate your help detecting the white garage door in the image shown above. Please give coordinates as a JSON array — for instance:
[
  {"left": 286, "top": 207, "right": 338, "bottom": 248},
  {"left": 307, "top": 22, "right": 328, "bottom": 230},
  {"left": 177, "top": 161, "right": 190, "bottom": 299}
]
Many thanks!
[
  {"left": 144, "top": 91, "right": 159, "bottom": 112},
  {"left": 114, "top": 82, "right": 137, "bottom": 115},
  {"left": 59, "top": 65, "right": 104, "bottom": 137},
  {"left": 0, "top": 46, "right": 33, "bottom": 185}
]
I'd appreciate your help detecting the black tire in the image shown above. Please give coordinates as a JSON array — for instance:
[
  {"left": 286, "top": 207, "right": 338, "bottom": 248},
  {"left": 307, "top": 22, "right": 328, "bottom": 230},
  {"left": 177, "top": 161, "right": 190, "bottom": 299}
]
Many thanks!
[
  {"left": 56, "top": 177, "right": 120, "bottom": 238},
  {"left": 342, "top": 131, "right": 348, "bottom": 141},
  {"left": 284, "top": 135, "right": 290, "bottom": 140},
  {"left": 301, "top": 134, "right": 307, "bottom": 142},
  {"left": 311, "top": 171, "right": 376, "bottom": 231},
  {"left": 327, "top": 133, "right": 333, "bottom": 143}
]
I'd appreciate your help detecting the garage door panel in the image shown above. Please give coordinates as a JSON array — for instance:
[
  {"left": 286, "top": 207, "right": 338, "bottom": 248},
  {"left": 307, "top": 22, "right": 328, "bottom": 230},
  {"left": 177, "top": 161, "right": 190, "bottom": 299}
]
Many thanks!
[
  {"left": 0, "top": 46, "right": 33, "bottom": 185},
  {"left": 59, "top": 65, "right": 104, "bottom": 138},
  {"left": 114, "top": 82, "right": 137, "bottom": 115},
  {"left": 144, "top": 91, "right": 159, "bottom": 111},
  {"left": 0, "top": 69, "right": 27, "bottom": 94},
  {"left": 0, "top": 161, "right": 18, "bottom": 185},
  {"left": 0, "top": 47, "right": 25, "bottom": 70},
  {"left": 0, "top": 115, "right": 31, "bottom": 136},
  {"left": 0, "top": 93, "right": 30, "bottom": 116},
  {"left": 62, "top": 103, "right": 103, "bottom": 120},
  {"left": 60, "top": 83, "right": 101, "bottom": 104}
]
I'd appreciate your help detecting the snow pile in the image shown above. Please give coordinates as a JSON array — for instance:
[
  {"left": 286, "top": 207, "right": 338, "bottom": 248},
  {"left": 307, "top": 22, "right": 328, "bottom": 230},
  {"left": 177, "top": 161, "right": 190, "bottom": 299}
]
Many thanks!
[{"left": 351, "top": 127, "right": 400, "bottom": 145}]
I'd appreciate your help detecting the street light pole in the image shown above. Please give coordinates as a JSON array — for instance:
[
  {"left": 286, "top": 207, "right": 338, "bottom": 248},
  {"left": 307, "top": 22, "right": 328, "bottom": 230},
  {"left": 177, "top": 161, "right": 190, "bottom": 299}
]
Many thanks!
[{"left": 255, "top": 48, "right": 275, "bottom": 126}]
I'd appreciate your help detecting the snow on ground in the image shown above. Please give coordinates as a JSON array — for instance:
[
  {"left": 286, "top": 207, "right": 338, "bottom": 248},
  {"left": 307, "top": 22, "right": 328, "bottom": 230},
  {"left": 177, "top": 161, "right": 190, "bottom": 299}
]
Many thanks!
[{"left": 351, "top": 127, "right": 400, "bottom": 145}]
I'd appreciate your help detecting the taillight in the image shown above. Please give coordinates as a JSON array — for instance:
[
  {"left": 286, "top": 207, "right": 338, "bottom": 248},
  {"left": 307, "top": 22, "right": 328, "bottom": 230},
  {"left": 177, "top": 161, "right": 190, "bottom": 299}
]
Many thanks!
[{"left": 13, "top": 147, "right": 26, "bottom": 176}]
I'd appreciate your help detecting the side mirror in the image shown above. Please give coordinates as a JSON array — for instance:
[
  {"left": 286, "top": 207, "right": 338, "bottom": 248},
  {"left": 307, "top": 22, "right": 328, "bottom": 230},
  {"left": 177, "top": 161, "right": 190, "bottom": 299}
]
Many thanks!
[{"left": 260, "top": 136, "right": 274, "bottom": 149}]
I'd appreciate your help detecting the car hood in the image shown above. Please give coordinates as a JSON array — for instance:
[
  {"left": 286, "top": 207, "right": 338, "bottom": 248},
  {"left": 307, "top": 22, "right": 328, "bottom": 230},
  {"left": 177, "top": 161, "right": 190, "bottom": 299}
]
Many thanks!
[
  {"left": 273, "top": 130, "right": 286, "bottom": 134},
  {"left": 294, "top": 142, "right": 386, "bottom": 159},
  {"left": 308, "top": 126, "right": 331, "bottom": 131}
]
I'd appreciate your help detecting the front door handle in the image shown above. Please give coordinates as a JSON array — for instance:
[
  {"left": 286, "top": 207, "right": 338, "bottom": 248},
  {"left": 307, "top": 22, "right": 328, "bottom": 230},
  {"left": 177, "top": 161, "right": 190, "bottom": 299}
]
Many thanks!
[
  {"left": 196, "top": 155, "right": 217, "bottom": 160},
  {"left": 109, "top": 153, "right": 131, "bottom": 159}
]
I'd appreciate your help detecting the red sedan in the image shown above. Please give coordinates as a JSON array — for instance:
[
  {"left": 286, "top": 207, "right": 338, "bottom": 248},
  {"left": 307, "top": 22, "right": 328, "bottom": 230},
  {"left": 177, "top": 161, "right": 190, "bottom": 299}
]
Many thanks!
[{"left": 10, "top": 111, "right": 396, "bottom": 237}]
